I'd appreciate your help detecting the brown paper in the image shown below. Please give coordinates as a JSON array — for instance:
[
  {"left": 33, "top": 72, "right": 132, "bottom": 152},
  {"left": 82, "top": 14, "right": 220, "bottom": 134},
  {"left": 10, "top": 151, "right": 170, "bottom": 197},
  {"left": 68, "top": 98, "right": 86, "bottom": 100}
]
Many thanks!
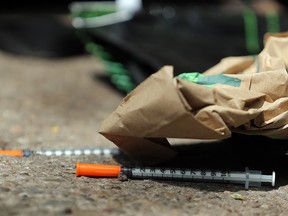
[{"left": 99, "top": 34, "right": 288, "bottom": 164}]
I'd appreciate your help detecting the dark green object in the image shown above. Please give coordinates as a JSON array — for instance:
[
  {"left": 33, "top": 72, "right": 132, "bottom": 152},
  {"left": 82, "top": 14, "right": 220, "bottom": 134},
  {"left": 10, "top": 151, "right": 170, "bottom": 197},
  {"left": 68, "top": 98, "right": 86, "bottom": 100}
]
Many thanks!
[{"left": 70, "top": 2, "right": 288, "bottom": 93}]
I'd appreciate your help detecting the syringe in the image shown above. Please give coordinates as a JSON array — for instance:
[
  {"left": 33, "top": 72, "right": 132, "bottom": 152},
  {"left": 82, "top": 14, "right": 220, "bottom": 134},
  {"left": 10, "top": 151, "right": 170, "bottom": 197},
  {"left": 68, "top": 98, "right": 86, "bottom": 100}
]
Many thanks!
[
  {"left": 76, "top": 163, "right": 275, "bottom": 189},
  {"left": 0, "top": 147, "right": 119, "bottom": 157}
]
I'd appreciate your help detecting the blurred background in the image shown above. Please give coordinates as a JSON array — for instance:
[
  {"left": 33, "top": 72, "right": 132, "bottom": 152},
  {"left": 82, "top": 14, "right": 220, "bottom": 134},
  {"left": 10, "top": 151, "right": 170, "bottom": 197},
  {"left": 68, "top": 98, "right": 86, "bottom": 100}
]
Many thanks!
[{"left": 0, "top": 0, "right": 288, "bottom": 93}]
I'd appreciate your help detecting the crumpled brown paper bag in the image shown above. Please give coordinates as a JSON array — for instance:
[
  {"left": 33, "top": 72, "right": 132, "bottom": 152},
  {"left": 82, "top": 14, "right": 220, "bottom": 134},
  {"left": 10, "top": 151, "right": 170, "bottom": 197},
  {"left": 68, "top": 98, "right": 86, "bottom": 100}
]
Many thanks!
[{"left": 99, "top": 33, "right": 288, "bottom": 164}]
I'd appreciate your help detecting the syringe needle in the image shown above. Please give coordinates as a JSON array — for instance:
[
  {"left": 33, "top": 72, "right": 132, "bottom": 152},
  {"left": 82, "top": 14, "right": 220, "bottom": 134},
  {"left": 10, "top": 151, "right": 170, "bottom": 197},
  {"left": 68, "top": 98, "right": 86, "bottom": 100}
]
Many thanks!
[{"left": 76, "top": 162, "right": 276, "bottom": 189}]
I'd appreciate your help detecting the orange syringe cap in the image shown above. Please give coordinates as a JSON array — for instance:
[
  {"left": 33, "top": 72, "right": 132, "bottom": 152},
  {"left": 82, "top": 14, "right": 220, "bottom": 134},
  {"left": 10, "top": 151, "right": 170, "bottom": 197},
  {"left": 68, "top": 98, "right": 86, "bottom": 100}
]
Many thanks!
[
  {"left": 76, "top": 162, "right": 121, "bottom": 177},
  {"left": 0, "top": 150, "right": 23, "bottom": 157}
]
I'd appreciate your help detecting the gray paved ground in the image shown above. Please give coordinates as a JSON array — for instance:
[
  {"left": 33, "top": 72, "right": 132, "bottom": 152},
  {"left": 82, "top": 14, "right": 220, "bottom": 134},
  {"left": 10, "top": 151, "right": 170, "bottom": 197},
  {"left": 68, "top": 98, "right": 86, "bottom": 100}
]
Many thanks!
[{"left": 0, "top": 50, "right": 288, "bottom": 216}]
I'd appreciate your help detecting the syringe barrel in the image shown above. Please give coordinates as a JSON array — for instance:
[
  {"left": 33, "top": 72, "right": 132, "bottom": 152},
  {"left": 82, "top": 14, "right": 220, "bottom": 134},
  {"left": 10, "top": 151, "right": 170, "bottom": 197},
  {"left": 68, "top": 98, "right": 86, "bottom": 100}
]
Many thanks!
[
  {"left": 123, "top": 167, "right": 232, "bottom": 183},
  {"left": 34, "top": 147, "right": 119, "bottom": 157},
  {"left": 122, "top": 167, "right": 275, "bottom": 189}
]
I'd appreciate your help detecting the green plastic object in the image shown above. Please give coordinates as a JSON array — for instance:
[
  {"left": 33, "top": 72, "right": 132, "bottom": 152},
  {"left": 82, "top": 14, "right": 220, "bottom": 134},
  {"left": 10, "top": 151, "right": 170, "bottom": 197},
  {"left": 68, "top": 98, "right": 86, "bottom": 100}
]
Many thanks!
[{"left": 178, "top": 72, "right": 241, "bottom": 87}]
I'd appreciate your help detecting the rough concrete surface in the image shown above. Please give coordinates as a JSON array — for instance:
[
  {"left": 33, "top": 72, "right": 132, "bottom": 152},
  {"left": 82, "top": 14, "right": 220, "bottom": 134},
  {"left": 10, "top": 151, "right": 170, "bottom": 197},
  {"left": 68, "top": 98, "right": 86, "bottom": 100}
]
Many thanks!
[{"left": 0, "top": 50, "right": 288, "bottom": 216}]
